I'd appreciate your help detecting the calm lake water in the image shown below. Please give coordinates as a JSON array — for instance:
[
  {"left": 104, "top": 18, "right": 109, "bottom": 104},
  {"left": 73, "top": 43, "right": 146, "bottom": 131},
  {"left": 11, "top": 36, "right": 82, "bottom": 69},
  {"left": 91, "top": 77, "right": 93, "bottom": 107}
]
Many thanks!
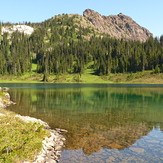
[{"left": 2, "top": 83, "right": 163, "bottom": 163}]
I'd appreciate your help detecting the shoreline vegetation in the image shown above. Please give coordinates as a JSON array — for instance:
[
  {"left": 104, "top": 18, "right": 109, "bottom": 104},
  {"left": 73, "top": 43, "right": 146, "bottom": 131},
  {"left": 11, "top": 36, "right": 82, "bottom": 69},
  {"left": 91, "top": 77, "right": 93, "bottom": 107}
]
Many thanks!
[
  {"left": 1, "top": 70, "right": 163, "bottom": 84},
  {"left": 0, "top": 88, "right": 67, "bottom": 163}
]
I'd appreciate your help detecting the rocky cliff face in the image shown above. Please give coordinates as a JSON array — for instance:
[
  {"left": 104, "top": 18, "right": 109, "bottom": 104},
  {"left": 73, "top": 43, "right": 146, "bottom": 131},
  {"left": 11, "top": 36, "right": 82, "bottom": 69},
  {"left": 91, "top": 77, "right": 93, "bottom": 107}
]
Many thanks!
[{"left": 83, "top": 9, "right": 152, "bottom": 42}]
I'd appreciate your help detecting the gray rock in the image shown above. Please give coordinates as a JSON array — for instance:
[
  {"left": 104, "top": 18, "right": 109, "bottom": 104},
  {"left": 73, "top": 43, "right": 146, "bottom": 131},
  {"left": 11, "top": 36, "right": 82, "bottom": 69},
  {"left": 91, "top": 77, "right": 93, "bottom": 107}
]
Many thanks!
[
  {"left": 129, "top": 147, "right": 145, "bottom": 153},
  {"left": 2, "top": 87, "right": 10, "bottom": 91},
  {"left": 45, "top": 158, "right": 56, "bottom": 163},
  {"left": 83, "top": 9, "right": 153, "bottom": 42},
  {"left": 55, "top": 145, "right": 62, "bottom": 151},
  {"left": 55, "top": 128, "right": 68, "bottom": 133},
  {"left": 33, "top": 128, "right": 66, "bottom": 163}
]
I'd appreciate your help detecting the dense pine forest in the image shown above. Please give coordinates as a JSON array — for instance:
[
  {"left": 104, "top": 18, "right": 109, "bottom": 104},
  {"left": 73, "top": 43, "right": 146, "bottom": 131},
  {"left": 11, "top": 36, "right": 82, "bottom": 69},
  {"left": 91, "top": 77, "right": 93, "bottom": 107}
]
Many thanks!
[{"left": 0, "top": 14, "right": 163, "bottom": 81}]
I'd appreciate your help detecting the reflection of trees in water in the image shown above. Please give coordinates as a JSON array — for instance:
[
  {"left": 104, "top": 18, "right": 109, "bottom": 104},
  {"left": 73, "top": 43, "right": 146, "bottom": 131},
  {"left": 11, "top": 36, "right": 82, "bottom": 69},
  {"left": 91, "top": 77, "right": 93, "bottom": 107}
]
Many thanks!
[
  {"left": 7, "top": 87, "right": 163, "bottom": 155},
  {"left": 9, "top": 87, "right": 163, "bottom": 120}
]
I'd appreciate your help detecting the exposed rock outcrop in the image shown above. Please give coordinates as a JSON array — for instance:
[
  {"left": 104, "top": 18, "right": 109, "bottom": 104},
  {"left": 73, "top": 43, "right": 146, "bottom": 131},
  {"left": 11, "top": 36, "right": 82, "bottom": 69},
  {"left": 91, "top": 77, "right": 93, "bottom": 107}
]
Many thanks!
[
  {"left": 0, "top": 87, "right": 15, "bottom": 108},
  {"left": 1, "top": 25, "right": 34, "bottom": 35},
  {"left": 83, "top": 9, "right": 152, "bottom": 42}
]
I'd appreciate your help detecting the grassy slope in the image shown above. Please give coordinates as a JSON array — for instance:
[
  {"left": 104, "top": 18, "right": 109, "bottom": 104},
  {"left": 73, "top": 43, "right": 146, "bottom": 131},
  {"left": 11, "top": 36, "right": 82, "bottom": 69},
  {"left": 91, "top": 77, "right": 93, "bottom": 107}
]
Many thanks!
[{"left": 0, "top": 63, "right": 163, "bottom": 84}]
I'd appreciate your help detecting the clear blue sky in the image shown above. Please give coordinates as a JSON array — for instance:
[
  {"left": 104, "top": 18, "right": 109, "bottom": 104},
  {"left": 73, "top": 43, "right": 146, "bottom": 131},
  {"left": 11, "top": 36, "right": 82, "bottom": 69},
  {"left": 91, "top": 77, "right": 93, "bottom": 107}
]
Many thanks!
[{"left": 0, "top": 0, "right": 162, "bottom": 37}]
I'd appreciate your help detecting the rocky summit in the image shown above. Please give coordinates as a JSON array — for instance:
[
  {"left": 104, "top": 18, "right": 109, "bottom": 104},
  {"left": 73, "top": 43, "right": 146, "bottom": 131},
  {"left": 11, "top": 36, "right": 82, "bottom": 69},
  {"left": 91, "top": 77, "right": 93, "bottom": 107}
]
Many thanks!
[{"left": 83, "top": 9, "right": 152, "bottom": 42}]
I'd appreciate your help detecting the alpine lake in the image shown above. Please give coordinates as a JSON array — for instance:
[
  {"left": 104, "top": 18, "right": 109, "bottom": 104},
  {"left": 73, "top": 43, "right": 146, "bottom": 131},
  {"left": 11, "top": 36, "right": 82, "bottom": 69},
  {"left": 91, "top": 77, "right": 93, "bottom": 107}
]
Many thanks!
[{"left": 2, "top": 83, "right": 163, "bottom": 163}]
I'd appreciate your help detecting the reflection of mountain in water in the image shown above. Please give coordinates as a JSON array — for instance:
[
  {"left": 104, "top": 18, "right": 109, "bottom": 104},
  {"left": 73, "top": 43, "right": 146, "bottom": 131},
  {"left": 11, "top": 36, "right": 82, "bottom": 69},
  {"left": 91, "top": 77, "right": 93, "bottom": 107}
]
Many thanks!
[
  {"left": 63, "top": 112, "right": 152, "bottom": 155},
  {"left": 7, "top": 85, "right": 163, "bottom": 155},
  {"left": 65, "top": 123, "right": 151, "bottom": 155}
]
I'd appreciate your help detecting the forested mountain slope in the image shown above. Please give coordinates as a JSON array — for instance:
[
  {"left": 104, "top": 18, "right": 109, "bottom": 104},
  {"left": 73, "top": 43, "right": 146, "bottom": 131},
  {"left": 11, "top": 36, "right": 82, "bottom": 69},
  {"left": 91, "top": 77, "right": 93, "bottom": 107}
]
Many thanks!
[{"left": 0, "top": 9, "right": 163, "bottom": 81}]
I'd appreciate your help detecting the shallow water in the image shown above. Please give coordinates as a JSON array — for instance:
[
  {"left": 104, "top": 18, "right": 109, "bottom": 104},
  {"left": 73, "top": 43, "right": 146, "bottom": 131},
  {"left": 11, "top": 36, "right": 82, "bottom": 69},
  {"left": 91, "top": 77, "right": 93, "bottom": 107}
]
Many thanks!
[{"left": 3, "top": 83, "right": 163, "bottom": 163}]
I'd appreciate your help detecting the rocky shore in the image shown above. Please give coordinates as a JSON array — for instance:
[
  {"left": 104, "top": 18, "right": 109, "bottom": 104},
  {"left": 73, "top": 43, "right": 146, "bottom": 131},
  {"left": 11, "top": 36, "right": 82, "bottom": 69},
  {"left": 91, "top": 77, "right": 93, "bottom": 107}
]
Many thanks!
[
  {"left": 0, "top": 87, "right": 15, "bottom": 108},
  {"left": 34, "top": 128, "right": 67, "bottom": 163},
  {"left": 0, "top": 87, "right": 67, "bottom": 163},
  {"left": 17, "top": 115, "right": 67, "bottom": 163}
]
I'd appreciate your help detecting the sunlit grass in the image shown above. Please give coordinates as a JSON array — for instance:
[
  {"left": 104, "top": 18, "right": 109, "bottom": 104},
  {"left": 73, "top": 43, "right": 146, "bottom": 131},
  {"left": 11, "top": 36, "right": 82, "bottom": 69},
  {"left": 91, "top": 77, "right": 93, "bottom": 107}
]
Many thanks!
[
  {"left": 0, "top": 92, "right": 5, "bottom": 97},
  {"left": 31, "top": 63, "right": 37, "bottom": 72},
  {"left": 0, "top": 67, "right": 163, "bottom": 84},
  {"left": 0, "top": 108, "right": 49, "bottom": 162}
]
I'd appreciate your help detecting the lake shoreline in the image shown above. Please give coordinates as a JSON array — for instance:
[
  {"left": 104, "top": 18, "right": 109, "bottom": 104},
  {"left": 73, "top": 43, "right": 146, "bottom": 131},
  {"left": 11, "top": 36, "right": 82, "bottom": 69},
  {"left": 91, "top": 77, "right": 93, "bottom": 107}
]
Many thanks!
[
  {"left": 1, "top": 70, "right": 163, "bottom": 84},
  {"left": 0, "top": 88, "right": 67, "bottom": 163},
  {"left": 16, "top": 115, "right": 67, "bottom": 163},
  {"left": 1, "top": 84, "right": 163, "bottom": 162}
]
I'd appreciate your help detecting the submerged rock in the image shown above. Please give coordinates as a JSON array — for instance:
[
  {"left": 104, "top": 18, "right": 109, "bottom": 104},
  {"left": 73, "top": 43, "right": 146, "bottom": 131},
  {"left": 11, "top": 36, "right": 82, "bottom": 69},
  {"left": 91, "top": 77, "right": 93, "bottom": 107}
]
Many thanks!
[{"left": 129, "top": 147, "right": 145, "bottom": 153}]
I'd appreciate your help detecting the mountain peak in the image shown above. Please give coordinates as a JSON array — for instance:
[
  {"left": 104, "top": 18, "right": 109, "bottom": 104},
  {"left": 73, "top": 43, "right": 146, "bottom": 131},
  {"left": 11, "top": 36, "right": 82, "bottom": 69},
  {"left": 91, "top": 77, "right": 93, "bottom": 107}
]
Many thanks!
[
  {"left": 83, "top": 9, "right": 152, "bottom": 42},
  {"left": 83, "top": 9, "right": 101, "bottom": 17}
]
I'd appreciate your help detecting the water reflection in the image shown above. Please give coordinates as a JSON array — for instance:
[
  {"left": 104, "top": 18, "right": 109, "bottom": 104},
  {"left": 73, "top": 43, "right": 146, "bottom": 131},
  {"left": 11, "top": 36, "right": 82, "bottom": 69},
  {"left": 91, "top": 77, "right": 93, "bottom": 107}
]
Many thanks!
[
  {"left": 5, "top": 84, "right": 163, "bottom": 162},
  {"left": 61, "top": 127, "right": 163, "bottom": 163}
]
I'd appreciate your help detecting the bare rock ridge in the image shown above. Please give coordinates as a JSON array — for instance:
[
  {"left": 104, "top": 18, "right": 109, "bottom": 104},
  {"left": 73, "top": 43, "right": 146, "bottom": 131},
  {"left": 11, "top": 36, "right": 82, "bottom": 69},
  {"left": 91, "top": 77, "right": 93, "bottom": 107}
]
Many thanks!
[{"left": 83, "top": 9, "right": 153, "bottom": 42}]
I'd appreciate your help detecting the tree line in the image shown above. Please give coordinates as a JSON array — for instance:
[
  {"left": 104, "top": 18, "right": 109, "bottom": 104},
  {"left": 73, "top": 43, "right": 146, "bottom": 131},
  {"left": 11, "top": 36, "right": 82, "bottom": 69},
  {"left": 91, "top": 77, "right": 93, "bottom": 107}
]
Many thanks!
[{"left": 0, "top": 14, "right": 163, "bottom": 76}]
